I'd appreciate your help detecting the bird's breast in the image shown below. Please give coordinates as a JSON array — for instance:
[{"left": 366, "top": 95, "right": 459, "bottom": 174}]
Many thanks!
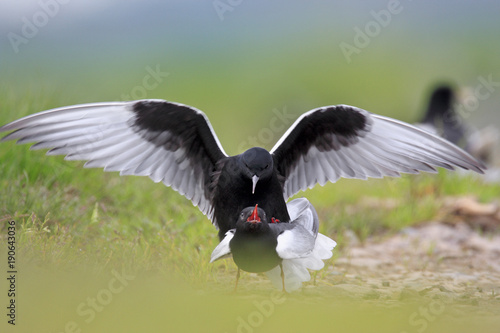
[{"left": 230, "top": 234, "right": 281, "bottom": 273}]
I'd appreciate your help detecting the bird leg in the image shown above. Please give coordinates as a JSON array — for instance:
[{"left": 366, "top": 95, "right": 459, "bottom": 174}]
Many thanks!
[
  {"left": 233, "top": 268, "right": 240, "bottom": 293},
  {"left": 280, "top": 263, "right": 287, "bottom": 293}
]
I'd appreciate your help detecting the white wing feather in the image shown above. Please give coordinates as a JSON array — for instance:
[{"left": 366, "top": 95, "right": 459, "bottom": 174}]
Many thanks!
[
  {"left": 210, "top": 230, "right": 235, "bottom": 263},
  {"left": 271, "top": 105, "right": 484, "bottom": 200},
  {"left": 1, "top": 100, "right": 228, "bottom": 221},
  {"left": 267, "top": 198, "right": 336, "bottom": 292},
  {"left": 266, "top": 232, "right": 336, "bottom": 292}
]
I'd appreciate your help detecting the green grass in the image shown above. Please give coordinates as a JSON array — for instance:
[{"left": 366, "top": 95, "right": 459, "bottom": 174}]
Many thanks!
[
  {"left": 1, "top": 84, "right": 498, "bottom": 332},
  {"left": 2, "top": 7, "right": 500, "bottom": 330}
]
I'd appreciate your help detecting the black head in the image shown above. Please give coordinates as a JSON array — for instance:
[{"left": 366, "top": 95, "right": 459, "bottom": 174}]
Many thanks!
[
  {"left": 423, "top": 84, "right": 467, "bottom": 145},
  {"left": 239, "top": 147, "right": 273, "bottom": 194},
  {"left": 424, "top": 85, "right": 455, "bottom": 122},
  {"left": 236, "top": 204, "right": 269, "bottom": 232}
]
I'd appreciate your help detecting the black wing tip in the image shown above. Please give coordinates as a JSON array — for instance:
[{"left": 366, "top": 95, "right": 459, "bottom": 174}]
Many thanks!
[
  {"left": 437, "top": 157, "right": 486, "bottom": 174},
  {"left": 470, "top": 162, "right": 487, "bottom": 174},
  {"left": 468, "top": 153, "right": 487, "bottom": 173},
  {"left": 450, "top": 146, "right": 488, "bottom": 175}
]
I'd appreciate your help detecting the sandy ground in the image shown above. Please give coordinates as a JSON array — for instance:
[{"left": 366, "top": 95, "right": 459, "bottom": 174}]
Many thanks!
[{"left": 325, "top": 196, "right": 500, "bottom": 317}]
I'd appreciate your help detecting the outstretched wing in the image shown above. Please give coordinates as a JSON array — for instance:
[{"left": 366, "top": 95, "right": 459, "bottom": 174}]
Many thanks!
[
  {"left": 283, "top": 198, "right": 319, "bottom": 237},
  {"left": 271, "top": 105, "right": 486, "bottom": 200},
  {"left": 272, "top": 198, "right": 319, "bottom": 260},
  {"left": 0, "top": 99, "right": 228, "bottom": 222}
]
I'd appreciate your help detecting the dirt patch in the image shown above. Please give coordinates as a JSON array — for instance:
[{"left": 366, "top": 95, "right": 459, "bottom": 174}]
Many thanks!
[{"left": 327, "top": 198, "right": 500, "bottom": 315}]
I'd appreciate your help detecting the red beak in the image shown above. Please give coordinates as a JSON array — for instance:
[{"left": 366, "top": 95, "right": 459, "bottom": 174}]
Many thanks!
[{"left": 246, "top": 204, "right": 261, "bottom": 223}]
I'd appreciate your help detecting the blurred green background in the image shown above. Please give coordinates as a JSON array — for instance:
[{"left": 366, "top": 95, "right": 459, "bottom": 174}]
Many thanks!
[
  {"left": 1, "top": 1, "right": 500, "bottom": 332},
  {"left": 2, "top": 0, "right": 500, "bottom": 148}
]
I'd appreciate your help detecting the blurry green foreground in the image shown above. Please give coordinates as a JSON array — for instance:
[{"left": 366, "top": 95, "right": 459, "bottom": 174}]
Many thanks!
[{"left": 1, "top": 257, "right": 499, "bottom": 333}]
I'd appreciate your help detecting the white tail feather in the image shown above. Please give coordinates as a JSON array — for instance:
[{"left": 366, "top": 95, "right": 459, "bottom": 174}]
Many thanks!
[{"left": 265, "top": 232, "right": 336, "bottom": 292}]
